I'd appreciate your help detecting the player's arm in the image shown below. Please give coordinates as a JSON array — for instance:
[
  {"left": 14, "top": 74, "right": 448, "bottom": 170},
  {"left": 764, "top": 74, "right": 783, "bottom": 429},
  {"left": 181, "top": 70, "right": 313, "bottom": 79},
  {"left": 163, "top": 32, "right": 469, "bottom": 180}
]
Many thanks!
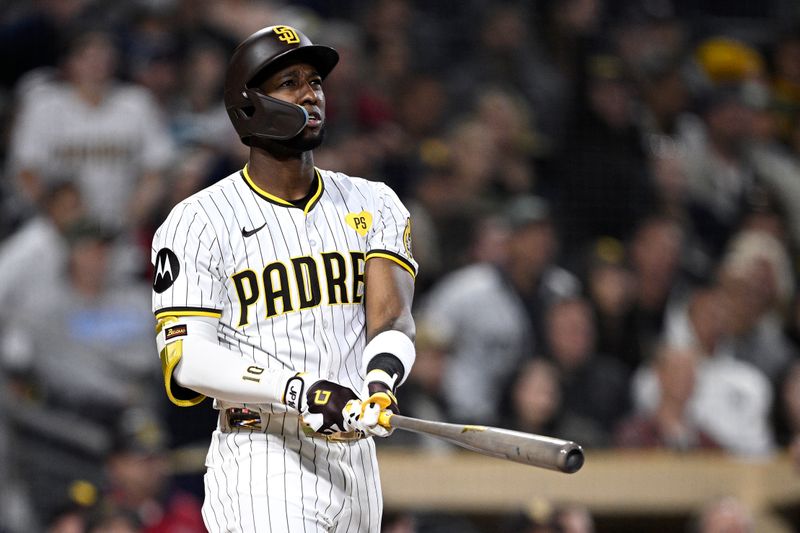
[
  {"left": 156, "top": 314, "right": 362, "bottom": 434},
  {"left": 156, "top": 315, "right": 295, "bottom": 406},
  {"left": 358, "top": 257, "right": 416, "bottom": 436}
]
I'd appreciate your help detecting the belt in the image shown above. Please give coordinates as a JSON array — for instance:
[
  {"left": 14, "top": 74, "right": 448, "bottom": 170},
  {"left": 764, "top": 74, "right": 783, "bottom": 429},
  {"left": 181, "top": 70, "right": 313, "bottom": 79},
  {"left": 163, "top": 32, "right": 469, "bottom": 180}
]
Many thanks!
[{"left": 220, "top": 408, "right": 366, "bottom": 442}]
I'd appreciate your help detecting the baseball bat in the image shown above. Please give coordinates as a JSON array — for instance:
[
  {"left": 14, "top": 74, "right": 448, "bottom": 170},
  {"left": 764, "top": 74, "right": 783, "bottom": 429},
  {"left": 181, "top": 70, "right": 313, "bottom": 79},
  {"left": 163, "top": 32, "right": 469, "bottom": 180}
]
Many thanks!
[{"left": 378, "top": 412, "right": 584, "bottom": 474}]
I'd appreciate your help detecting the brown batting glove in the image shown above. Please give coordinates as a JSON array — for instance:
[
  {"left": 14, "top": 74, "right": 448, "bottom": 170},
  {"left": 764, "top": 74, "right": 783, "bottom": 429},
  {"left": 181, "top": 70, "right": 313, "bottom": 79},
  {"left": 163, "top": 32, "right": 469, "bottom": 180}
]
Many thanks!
[{"left": 283, "top": 373, "right": 363, "bottom": 436}]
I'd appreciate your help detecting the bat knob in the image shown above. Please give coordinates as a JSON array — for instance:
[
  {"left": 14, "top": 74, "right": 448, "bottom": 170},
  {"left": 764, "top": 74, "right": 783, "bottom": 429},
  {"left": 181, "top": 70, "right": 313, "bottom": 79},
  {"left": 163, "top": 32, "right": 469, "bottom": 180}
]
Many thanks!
[
  {"left": 378, "top": 410, "right": 394, "bottom": 429},
  {"left": 562, "top": 447, "right": 585, "bottom": 474}
]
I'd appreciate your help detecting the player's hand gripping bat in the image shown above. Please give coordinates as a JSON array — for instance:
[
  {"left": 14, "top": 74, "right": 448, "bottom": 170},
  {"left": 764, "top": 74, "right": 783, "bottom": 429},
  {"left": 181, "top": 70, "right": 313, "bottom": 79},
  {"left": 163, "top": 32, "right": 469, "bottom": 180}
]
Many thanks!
[{"left": 378, "top": 411, "right": 584, "bottom": 474}]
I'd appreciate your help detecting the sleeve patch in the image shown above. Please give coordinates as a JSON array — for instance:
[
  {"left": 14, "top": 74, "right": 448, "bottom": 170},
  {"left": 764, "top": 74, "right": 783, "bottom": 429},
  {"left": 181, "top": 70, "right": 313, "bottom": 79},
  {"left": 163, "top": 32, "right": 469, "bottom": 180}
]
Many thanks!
[
  {"left": 403, "top": 217, "right": 413, "bottom": 259},
  {"left": 153, "top": 248, "right": 181, "bottom": 293},
  {"left": 165, "top": 324, "right": 188, "bottom": 340}
]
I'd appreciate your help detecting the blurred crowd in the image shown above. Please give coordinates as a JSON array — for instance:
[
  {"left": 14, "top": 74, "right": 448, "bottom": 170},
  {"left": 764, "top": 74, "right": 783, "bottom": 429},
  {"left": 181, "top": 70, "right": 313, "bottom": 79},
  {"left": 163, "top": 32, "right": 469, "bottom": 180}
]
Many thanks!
[{"left": 2, "top": 0, "right": 800, "bottom": 532}]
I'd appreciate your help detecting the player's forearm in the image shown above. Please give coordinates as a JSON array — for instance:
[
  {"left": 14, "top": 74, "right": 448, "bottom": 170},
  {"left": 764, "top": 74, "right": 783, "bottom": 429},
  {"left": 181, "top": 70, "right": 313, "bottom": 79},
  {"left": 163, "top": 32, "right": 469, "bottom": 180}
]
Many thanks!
[
  {"left": 158, "top": 316, "right": 295, "bottom": 405},
  {"left": 175, "top": 334, "right": 296, "bottom": 404},
  {"left": 367, "top": 311, "right": 416, "bottom": 343}
]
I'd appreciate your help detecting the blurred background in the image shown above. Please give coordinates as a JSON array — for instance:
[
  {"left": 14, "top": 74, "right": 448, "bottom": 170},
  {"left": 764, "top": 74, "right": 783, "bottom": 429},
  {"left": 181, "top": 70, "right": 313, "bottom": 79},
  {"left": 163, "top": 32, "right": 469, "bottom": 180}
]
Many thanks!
[{"left": 2, "top": 0, "right": 800, "bottom": 532}]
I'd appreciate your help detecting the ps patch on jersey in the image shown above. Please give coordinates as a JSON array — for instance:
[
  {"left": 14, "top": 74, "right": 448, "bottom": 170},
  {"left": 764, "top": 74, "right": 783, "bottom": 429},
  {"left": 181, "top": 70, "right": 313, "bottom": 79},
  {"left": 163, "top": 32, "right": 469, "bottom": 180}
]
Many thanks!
[
  {"left": 153, "top": 248, "right": 180, "bottom": 293},
  {"left": 345, "top": 211, "right": 372, "bottom": 236}
]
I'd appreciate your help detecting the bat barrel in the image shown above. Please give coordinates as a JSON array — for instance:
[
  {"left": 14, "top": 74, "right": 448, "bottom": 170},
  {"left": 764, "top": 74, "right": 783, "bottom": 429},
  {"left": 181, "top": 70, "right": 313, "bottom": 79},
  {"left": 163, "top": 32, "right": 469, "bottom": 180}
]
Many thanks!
[
  {"left": 560, "top": 445, "right": 585, "bottom": 474},
  {"left": 382, "top": 413, "right": 586, "bottom": 474},
  {"left": 509, "top": 433, "right": 584, "bottom": 473}
]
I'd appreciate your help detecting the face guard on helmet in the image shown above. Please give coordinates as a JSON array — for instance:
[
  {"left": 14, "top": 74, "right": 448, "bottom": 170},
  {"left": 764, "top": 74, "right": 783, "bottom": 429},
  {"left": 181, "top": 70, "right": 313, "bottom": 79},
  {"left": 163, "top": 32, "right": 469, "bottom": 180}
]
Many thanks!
[{"left": 224, "top": 25, "right": 339, "bottom": 145}]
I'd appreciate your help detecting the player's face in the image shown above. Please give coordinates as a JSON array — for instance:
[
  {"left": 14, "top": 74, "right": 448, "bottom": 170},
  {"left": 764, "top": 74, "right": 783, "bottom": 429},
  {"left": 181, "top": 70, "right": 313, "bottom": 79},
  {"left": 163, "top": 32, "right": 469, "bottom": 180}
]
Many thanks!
[{"left": 261, "top": 62, "right": 326, "bottom": 151}]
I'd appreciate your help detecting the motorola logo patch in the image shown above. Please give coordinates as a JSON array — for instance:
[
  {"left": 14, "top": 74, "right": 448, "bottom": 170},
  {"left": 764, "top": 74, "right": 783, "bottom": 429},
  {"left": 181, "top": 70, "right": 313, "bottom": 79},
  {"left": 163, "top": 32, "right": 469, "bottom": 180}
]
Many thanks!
[{"left": 153, "top": 248, "right": 180, "bottom": 293}]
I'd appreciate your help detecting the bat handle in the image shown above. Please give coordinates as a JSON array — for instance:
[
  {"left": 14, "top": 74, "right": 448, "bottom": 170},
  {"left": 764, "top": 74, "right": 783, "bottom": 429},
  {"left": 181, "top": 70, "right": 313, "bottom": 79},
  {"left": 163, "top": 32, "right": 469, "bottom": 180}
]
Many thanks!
[{"left": 378, "top": 410, "right": 394, "bottom": 429}]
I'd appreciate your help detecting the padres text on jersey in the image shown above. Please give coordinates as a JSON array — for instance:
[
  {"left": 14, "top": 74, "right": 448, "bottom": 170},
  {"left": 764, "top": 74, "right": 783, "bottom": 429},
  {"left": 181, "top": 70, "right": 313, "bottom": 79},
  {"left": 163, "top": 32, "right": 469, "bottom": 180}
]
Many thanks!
[{"left": 151, "top": 166, "right": 416, "bottom": 394}]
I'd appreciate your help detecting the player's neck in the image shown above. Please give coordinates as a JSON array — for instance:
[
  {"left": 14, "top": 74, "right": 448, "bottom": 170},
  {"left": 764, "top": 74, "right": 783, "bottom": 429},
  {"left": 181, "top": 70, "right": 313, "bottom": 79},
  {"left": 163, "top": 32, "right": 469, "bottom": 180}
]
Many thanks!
[{"left": 247, "top": 150, "right": 316, "bottom": 201}]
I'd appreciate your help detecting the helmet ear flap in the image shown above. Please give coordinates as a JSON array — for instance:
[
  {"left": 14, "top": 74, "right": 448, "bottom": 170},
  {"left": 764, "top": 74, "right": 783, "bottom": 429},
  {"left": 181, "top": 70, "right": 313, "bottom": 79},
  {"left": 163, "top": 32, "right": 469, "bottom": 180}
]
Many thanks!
[
  {"left": 236, "top": 107, "right": 255, "bottom": 119},
  {"left": 235, "top": 91, "right": 255, "bottom": 119},
  {"left": 234, "top": 88, "right": 308, "bottom": 143}
]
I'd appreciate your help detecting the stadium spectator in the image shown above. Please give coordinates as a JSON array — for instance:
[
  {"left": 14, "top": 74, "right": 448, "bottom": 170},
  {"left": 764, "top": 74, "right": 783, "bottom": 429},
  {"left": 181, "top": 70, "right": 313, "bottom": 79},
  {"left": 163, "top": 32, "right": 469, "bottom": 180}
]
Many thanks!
[
  {"left": 621, "top": 215, "right": 691, "bottom": 369},
  {"left": 615, "top": 344, "right": 719, "bottom": 450},
  {"left": 123, "top": 4, "right": 181, "bottom": 112},
  {"left": 555, "top": 52, "right": 657, "bottom": 260},
  {"left": 474, "top": 86, "right": 543, "bottom": 197},
  {"left": 169, "top": 40, "right": 234, "bottom": 151},
  {"left": 417, "top": 195, "right": 578, "bottom": 425},
  {"left": 7, "top": 26, "right": 174, "bottom": 231},
  {"left": 582, "top": 237, "right": 639, "bottom": 373},
  {"left": 637, "top": 52, "right": 692, "bottom": 141},
  {"left": 636, "top": 285, "right": 776, "bottom": 456},
  {"left": 102, "top": 409, "right": 205, "bottom": 533},
  {"left": 543, "top": 296, "right": 630, "bottom": 444},
  {"left": 508, "top": 358, "right": 606, "bottom": 448},
  {"left": 0, "top": 180, "right": 83, "bottom": 321},
  {"left": 691, "top": 496, "right": 755, "bottom": 533},
  {"left": 717, "top": 229, "right": 797, "bottom": 384},
  {"left": 451, "top": 2, "right": 569, "bottom": 144},
  {"left": 682, "top": 82, "right": 760, "bottom": 260},
  {"left": 0, "top": 218, "right": 159, "bottom": 519},
  {"left": 502, "top": 499, "right": 596, "bottom": 533},
  {"left": 5, "top": 218, "right": 159, "bottom": 415},
  {"left": 0, "top": 0, "right": 90, "bottom": 91},
  {"left": 557, "top": 503, "right": 595, "bottom": 533}
]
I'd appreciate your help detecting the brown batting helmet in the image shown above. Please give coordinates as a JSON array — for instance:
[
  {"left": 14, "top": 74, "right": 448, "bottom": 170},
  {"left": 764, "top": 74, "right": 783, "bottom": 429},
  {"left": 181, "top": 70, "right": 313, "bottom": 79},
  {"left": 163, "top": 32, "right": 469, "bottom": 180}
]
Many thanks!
[{"left": 224, "top": 25, "right": 339, "bottom": 144}]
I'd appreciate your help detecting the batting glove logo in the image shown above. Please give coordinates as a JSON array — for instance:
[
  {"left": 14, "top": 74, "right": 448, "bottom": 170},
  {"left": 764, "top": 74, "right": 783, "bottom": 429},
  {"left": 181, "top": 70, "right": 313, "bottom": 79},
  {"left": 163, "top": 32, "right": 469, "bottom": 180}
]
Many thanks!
[{"left": 283, "top": 375, "right": 306, "bottom": 412}]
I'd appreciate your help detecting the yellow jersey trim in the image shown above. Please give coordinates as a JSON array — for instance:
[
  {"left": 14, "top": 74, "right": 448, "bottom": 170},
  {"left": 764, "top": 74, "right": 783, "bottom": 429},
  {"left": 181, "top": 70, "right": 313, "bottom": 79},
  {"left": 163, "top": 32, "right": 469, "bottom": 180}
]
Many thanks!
[
  {"left": 242, "top": 165, "right": 324, "bottom": 215},
  {"left": 366, "top": 251, "right": 416, "bottom": 278},
  {"left": 154, "top": 308, "right": 222, "bottom": 320},
  {"left": 303, "top": 169, "right": 324, "bottom": 214}
]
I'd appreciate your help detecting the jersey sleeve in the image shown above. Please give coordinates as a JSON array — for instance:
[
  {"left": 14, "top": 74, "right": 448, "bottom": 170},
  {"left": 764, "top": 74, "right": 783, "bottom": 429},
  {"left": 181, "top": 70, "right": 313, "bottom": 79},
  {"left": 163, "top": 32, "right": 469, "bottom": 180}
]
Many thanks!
[
  {"left": 366, "top": 183, "right": 418, "bottom": 278},
  {"left": 152, "top": 201, "right": 225, "bottom": 320}
]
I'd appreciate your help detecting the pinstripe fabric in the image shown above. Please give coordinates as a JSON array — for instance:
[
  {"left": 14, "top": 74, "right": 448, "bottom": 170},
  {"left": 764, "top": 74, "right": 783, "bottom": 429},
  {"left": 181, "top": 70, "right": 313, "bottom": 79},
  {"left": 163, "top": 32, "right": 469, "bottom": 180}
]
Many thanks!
[
  {"left": 202, "top": 419, "right": 382, "bottom": 532},
  {"left": 153, "top": 167, "right": 413, "bottom": 532}
]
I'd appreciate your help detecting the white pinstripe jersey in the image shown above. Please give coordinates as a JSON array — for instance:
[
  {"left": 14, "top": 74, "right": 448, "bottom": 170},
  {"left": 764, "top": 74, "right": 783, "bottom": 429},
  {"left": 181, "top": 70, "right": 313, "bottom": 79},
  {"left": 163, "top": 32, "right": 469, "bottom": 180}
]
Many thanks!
[{"left": 151, "top": 166, "right": 416, "bottom": 409}]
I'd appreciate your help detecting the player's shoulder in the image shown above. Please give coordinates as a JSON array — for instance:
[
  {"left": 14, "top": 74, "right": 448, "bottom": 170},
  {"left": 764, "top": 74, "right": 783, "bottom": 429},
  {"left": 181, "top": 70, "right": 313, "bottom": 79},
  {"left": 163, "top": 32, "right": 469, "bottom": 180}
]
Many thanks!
[
  {"left": 317, "top": 167, "right": 378, "bottom": 191},
  {"left": 317, "top": 167, "right": 397, "bottom": 201}
]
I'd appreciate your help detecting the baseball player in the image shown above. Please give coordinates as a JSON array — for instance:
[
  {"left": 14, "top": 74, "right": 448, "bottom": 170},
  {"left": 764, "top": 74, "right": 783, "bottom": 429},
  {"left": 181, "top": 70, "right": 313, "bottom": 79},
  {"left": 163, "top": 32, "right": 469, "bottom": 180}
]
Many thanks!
[{"left": 151, "top": 25, "right": 416, "bottom": 532}]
